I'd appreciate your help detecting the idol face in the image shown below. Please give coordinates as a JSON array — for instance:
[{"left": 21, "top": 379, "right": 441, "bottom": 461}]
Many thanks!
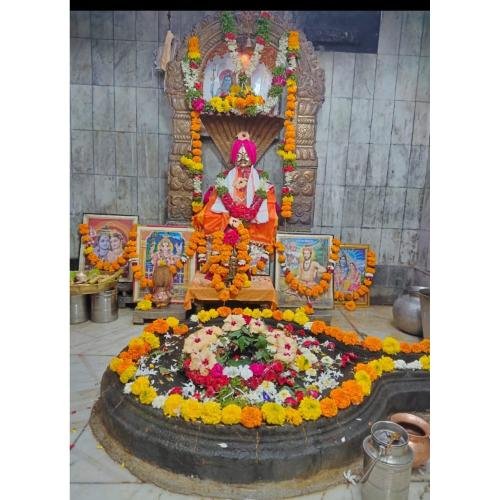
[{"left": 236, "top": 147, "right": 251, "bottom": 167}]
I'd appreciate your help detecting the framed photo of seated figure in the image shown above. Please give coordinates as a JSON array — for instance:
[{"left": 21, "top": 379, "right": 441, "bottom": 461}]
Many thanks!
[
  {"left": 78, "top": 213, "right": 139, "bottom": 282},
  {"left": 274, "top": 233, "right": 334, "bottom": 309},
  {"left": 333, "top": 244, "right": 370, "bottom": 307},
  {"left": 133, "top": 225, "right": 195, "bottom": 304}
]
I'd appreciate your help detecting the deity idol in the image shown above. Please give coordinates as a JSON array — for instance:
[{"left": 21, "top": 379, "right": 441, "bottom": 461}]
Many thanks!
[{"left": 193, "top": 131, "right": 278, "bottom": 245}]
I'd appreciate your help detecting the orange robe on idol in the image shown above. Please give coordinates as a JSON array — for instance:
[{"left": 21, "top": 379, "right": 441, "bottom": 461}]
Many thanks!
[{"left": 193, "top": 185, "right": 278, "bottom": 246}]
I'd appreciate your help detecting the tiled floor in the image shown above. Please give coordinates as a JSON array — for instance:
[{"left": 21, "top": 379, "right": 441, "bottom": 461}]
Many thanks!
[{"left": 70, "top": 306, "right": 429, "bottom": 499}]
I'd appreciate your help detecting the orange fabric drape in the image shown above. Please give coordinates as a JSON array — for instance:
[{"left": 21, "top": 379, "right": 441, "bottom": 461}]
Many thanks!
[{"left": 193, "top": 187, "right": 278, "bottom": 245}]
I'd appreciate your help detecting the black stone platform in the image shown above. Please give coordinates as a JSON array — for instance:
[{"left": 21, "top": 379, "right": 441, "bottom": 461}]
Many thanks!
[{"left": 95, "top": 365, "right": 429, "bottom": 484}]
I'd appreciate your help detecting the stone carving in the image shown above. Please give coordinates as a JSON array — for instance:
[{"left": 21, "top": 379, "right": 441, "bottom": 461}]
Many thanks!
[{"left": 164, "top": 12, "right": 325, "bottom": 229}]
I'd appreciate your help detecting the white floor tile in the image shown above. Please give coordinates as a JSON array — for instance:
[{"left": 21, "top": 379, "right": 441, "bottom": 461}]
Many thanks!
[{"left": 71, "top": 482, "right": 165, "bottom": 500}]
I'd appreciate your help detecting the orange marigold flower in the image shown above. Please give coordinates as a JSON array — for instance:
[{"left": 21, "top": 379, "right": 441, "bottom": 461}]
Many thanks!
[
  {"left": 400, "top": 342, "right": 412, "bottom": 354},
  {"left": 310, "top": 320, "right": 326, "bottom": 335},
  {"left": 355, "top": 363, "right": 379, "bottom": 382},
  {"left": 217, "top": 306, "right": 232, "bottom": 317},
  {"left": 219, "top": 289, "right": 230, "bottom": 301},
  {"left": 329, "top": 387, "right": 351, "bottom": 409},
  {"left": 344, "top": 300, "right": 356, "bottom": 311},
  {"left": 320, "top": 397, "right": 338, "bottom": 418},
  {"left": 342, "top": 331, "right": 361, "bottom": 345},
  {"left": 272, "top": 310, "right": 283, "bottom": 321},
  {"left": 232, "top": 307, "right": 243, "bottom": 315},
  {"left": 173, "top": 324, "right": 189, "bottom": 335},
  {"left": 240, "top": 406, "right": 262, "bottom": 428},
  {"left": 169, "top": 265, "right": 177, "bottom": 274},
  {"left": 363, "top": 336, "right": 383, "bottom": 352},
  {"left": 341, "top": 380, "right": 364, "bottom": 405}
]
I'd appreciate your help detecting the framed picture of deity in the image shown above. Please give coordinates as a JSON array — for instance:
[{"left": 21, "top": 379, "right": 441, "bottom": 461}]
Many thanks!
[
  {"left": 78, "top": 213, "right": 139, "bottom": 282},
  {"left": 333, "top": 244, "right": 370, "bottom": 307},
  {"left": 133, "top": 225, "right": 195, "bottom": 304},
  {"left": 249, "top": 243, "right": 272, "bottom": 276},
  {"left": 274, "top": 233, "right": 334, "bottom": 309}
]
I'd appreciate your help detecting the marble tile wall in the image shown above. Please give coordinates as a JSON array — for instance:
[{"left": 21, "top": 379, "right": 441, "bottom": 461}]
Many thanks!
[
  {"left": 70, "top": 11, "right": 429, "bottom": 303},
  {"left": 70, "top": 11, "right": 213, "bottom": 260},
  {"left": 313, "top": 11, "right": 429, "bottom": 302}
]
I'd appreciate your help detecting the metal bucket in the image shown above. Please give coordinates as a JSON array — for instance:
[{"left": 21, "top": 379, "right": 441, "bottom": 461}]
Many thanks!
[
  {"left": 418, "top": 288, "right": 430, "bottom": 339},
  {"left": 90, "top": 288, "right": 118, "bottom": 323},
  {"left": 361, "top": 421, "right": 413, "bottom": 500},
  {"left": 70, "top": 294, "right": 89, "bottom": 324}
]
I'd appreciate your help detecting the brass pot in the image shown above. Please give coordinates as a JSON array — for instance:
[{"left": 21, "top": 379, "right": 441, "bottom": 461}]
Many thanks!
[{"left": 390, "top": 413, "right": 430, "bottom": 468}]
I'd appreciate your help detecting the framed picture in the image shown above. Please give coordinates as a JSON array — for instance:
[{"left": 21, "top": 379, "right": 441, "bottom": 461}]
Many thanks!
[
  {"left": 334, "top": 244, "right": 370, "bottom": 307},
  {"left": 274, "top": 233, "right": 334, "bottom": 309},
  {"left": 78, "top": 213, "right": 139, "bottom": 282},
  {"left": 249, "top": 243, "right": 271, "bottom": 276},
  {"left": 134, "top": 225, "right": 195, "bottom": 304}
]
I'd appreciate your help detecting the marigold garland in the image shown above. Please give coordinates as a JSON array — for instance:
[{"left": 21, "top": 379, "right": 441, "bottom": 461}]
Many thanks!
[
  {"left": 78, "top": 223, "right": 138, "bottom": 274},
  {"left": 110, "top": 307, "right": 430, "bottom": 428}
]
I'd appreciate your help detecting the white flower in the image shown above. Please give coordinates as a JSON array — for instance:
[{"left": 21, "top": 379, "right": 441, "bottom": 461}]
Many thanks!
[
  {"left": 190, "top": 314, "right": 199, "bottom": 323},
  {"left": 238, "top": 364, "right": 254, "bottom": 380},
  {"left": 302, "top": 348, "right": 318, "bottom": 365},
  {"left": 321, "top": 355, "right": 334, "bottom": 367},
  {"left": 152, "top": 395, "right": 167, "bottom": 409},
  {"left": 182, "top": 381, "right": 196, "bottom": 398},
  {"left": 123, "top": 382, "right": 133, "bottom": 394},
  {"left": 394, "top": 359, "right": 407, "bottom": 370},
  {"left": 305, "top": 368, "right": 317, "bottom": 377},
  {"left": 222, "top": 314, "right": 246, "bottom": 331},
  {"left": 406, "top": 360, "right": 422, "bottom": 370},
  {"left": 275, "top": 388, "right": 293, "bottom": 404},
  {"left": 223, "top": 366, "right": 240, "bottom": 378},
  {"left": 303, "top": 322, "right": 313, "bottom": 331}
]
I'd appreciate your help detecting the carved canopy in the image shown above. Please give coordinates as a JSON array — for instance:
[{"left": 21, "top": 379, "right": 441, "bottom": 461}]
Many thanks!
[{"left": 164, "top": 11, "right": 325, "bottom": 230}]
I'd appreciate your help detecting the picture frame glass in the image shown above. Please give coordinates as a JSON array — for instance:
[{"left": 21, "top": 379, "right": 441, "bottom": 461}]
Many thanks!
[
  {"left": 334, "top": 244, "right": 370, "bottom": 306},
  {"left": 78, "top": 214, "right": 138, "bottom": 282},
  {"left": 134, "top": 226, "right": 195, "bottom": 304},
  {"left": 275, "top": 233, "right": 334, "bottom": 309}
]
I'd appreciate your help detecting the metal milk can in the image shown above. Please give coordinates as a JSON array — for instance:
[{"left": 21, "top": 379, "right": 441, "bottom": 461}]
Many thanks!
[
  {"left": 392, "top": 286, "right": 427, "bottom": 336},
  {"left": 361, "top": 421, "right": 413, "bottom": 500}
]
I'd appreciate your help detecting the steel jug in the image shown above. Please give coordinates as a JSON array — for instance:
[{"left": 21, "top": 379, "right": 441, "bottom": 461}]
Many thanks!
[
  {"left": 361, "top": 420, "right": 413, "bottom": 500},
  {"left": 392, "top": 286, "right": 427, "bottom": 336}
]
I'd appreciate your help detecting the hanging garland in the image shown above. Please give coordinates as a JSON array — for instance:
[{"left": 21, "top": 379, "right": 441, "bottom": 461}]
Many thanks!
[
  {"left": 276, "top": 31, "right": 300, "bottom": 219},
  {"left": 79, "top": 224, "right": 138, "bottom": 273},
  {"left": 180, "top": 35, "right": 205, "bottom": 215},
  {"left": 276, "top": 236, "right": 339, "bottom": 304},
  {"left": 334, "top": 249, "right": 377, "bottom": 311}
]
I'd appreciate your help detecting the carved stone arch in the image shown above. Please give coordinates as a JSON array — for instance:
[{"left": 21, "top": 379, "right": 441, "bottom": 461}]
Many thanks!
[{"left": 164, "top": 12, "right": 325, "bottom": 229}]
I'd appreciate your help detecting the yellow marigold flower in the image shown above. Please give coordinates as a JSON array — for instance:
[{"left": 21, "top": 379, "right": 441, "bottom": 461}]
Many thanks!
[
  {"left": 131, "top": 376, "right": 150, "bottom": 396},
  {"left": 165, "top": 316, "right": 179, "bottom": 329},
  {"left": 285, "top": 407, "right": 303, "bottom": 426},
  {"left": 242, "top": 307, "right": 253, "bottom": 316},
  {"left": 251, "top": 308, "right": 262, "bottom": 319},
  {"left": 109, "top": 357, "right": 121, "bottom": 372},
  {"left": 119, "top": 365, "right": 137, "bottom": 384},
  {"left": 84, "top": 246, "right": 93, "bottom": 255},
  {"left": 378, "top": 356, "right": 395, "bottom": 372},
  {"left": 208, "top": 308, "right": 219, "bottom": 319},
  {"left": 261, "top": 308, "right": 273, "bottom": 318},
  {"left": 295, "top": 355, "right": 311, "bottom": 372},
  {"left": 382, "top": 336, "right": 401, "bottom": 355},
  {"left": 354, "top": 371, "right": 372, "bottom": 396},
  {"left": 221, "top": 404, "right": 242, "bottom": 425},
  {"left": 243, "top": 280, "right": 251, "bottom": 288},
  {"left": 200, "top": 401, "right": 222, "bottom": 424},
  {"left": 139, "top": 386, "right": 157, "bottom": 405},
  {"left": 261, "top": 403, "right": 286, "bottom": 425},
  {"left": 299, "top": 397, "right": 322, "bottom": 421},
  {"left": 136, "top": 299, "right": 152, "bottom": 311},
  {"left": 197, "top": 310, "right": 211, "bottom": 323},
  {"left": 141, "top": 331, "right": 160, "bottom": 349},
  {"left": 163, "top": 394, "right": 184, "bottom": 417},
  {"left": 128, "top": 337, "right": 146, "bottom": 351},
  {"left": 293, "top": 311, "right": 309, "bottom": 326},
  {"left": 419, "top": 355, "right": 430, "bottom": 370},
  {"left": 282, "top": 309, "right": 295, "bottom": 322},
  {"left": 367, "top": 359, "right": 383, "bottom": 377},
  {"left": 181, "top": 399, "right": 202, "bottom": 422}
]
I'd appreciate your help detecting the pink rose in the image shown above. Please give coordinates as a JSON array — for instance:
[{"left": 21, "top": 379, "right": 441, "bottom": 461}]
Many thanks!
[
  {"left": 225, "top": 32, "right": 236, "bottom": 40},
  {"left": 191, "top": 97, "right": 205, "bottom": 112}
]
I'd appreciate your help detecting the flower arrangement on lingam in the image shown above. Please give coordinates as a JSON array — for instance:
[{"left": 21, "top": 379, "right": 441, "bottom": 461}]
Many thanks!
[{"left": 109, "top": 306, "right": 430, "bottom": 428}]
